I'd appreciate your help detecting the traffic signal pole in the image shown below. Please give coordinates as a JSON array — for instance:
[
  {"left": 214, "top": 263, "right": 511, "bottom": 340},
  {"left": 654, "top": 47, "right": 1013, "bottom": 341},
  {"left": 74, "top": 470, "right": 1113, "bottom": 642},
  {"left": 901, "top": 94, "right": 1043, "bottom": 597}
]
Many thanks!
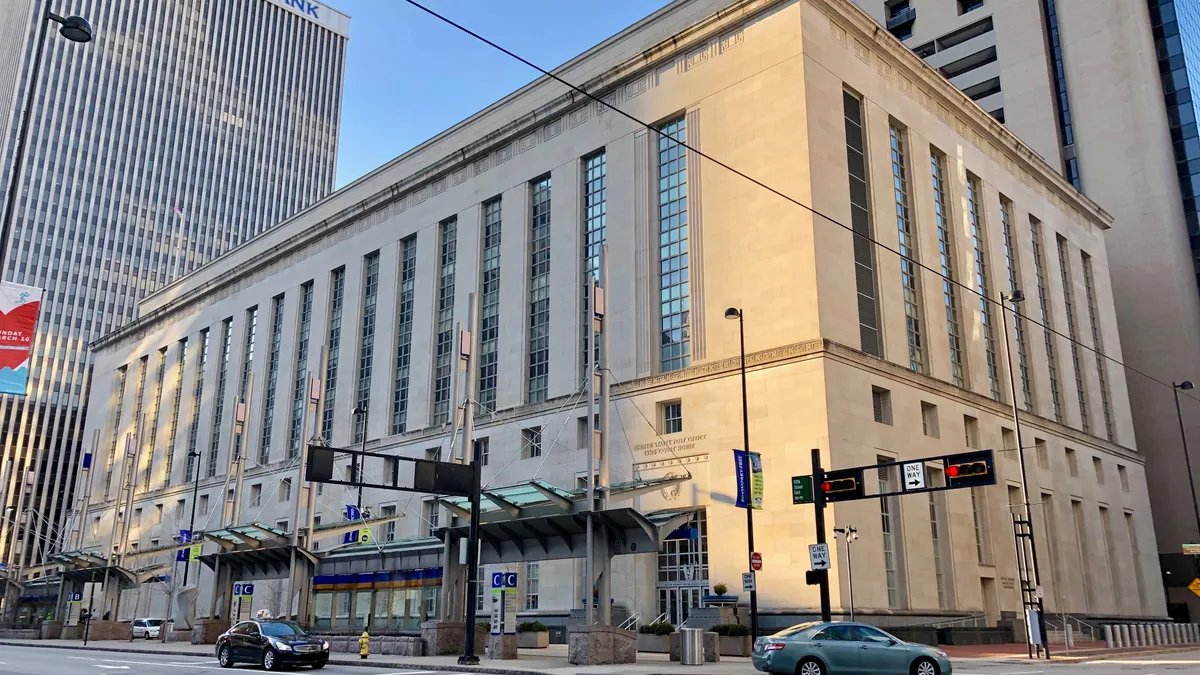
[{"left": 811, "top": 448, "right": 831, "bottom": 623}]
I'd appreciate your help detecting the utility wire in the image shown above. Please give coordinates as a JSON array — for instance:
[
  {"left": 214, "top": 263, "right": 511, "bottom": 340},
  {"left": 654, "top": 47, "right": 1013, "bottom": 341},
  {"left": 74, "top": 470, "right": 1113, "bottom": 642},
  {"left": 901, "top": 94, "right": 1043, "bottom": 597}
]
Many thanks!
[{"left": 400, "top": 0, "right": 1200, "bottom": 409}]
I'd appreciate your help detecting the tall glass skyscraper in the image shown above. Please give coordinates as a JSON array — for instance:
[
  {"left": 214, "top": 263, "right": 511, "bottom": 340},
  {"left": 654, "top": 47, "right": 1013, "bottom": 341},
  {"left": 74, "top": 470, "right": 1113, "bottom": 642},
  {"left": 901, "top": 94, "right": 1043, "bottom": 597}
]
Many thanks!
[{"left": 0, "top": 0, "right": 347, "bottom": 570}]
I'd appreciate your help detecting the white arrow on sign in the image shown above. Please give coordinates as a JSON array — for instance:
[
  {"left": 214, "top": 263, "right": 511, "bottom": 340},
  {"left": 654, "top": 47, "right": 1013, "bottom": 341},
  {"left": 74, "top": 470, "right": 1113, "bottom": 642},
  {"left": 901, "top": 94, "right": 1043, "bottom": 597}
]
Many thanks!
[{"left": 902, "top": 462, "right": 926, "bottom": 491}]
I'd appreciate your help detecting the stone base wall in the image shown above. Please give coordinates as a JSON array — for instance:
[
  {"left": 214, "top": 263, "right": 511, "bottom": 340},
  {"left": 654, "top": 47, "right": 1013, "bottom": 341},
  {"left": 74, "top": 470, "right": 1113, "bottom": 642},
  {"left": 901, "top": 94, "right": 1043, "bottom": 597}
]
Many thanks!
[
  {"left": 164, "top": 629, "right": 192, "bottom": 643},
  {"left": 0, "top": 629, "right": 39, "bottom": 639},
  {"left": 517, "top": 631, "right": 549, "bottom": 649},
  {"left": 421, "top": 621, "right": 464, "bottom": 656},
  {"left": 82, "top": 621, "right": 132, "bottom": 641},
  {"left": 567, "top": 625, "right": 636, "bottom": 665},
  {"left": 311, "top": 634, "right": 424, "bottom": 657},
  {"left": 191, "top": 618, "right": 229, "bottom": 645},
  {"left": 718, "top": 635, "right": 752, "bottom": 656},
  {"left": 40, "top": 621, "right": 63, "bottom": 640},
  {"left": 486, "top": 633, "right": 517, "bottom": 659},
  {"left": 636, "top": 633, "right": 670, "bottom": 653},
  {"left": 61, "top": 624, "right": 84, "bottom": 640}
]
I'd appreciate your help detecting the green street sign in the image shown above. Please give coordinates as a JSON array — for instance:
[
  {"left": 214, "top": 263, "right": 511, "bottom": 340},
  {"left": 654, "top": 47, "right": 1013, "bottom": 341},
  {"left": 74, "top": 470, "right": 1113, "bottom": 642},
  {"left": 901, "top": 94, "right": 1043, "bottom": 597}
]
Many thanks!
[{"left": 792, "top": 475, "right": 814, "bottom": 504}]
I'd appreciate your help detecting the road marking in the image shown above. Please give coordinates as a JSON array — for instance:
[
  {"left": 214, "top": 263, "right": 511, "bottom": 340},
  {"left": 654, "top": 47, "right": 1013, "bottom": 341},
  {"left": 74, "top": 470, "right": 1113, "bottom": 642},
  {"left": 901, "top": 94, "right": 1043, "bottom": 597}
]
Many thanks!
[
  {"left": 93, "top": 667, "right": 130, "bottom": 670},
  {"left": 67, "top": 657, "right": 222, "bottom": 670},
  {"left": 374, "top": 672, "right": 435, "bottom": 675},
  {"left": 998, "top": 671, "right": 1043, "bottom": 674}
]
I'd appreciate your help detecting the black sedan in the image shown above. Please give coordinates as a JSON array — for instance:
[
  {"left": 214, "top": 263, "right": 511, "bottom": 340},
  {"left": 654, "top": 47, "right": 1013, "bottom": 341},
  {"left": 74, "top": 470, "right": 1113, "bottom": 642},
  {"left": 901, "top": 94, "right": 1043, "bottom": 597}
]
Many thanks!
[{"left": 216, "top": 619, "right": 329, "bottom": 670}]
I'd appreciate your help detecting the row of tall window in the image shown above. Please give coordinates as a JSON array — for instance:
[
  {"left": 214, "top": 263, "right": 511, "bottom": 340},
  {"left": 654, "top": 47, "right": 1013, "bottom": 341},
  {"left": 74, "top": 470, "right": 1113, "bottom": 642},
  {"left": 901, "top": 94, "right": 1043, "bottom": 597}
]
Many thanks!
[{"left": 843, "top": 90, "right": 1113, "bottom": 440}]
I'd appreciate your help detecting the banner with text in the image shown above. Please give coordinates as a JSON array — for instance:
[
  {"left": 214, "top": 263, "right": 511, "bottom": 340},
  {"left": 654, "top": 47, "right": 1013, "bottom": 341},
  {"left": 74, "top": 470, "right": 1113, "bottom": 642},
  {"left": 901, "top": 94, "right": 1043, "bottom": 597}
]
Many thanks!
[
  {"left": 734, "top": 450, "right": 749, "bottom": 508},
  {"left": 0, "top": 282, "right": 42, "bottom": 396},
  {"left": 749, "top": 452, "right": 764, "bottom": 510}
]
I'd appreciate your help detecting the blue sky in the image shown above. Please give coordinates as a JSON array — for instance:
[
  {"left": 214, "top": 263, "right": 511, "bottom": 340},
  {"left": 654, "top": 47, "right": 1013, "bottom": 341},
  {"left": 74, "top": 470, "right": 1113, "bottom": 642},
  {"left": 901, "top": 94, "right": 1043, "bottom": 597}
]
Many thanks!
[{"left": 332, "top": 0, "right": 670, "bottom": 187}]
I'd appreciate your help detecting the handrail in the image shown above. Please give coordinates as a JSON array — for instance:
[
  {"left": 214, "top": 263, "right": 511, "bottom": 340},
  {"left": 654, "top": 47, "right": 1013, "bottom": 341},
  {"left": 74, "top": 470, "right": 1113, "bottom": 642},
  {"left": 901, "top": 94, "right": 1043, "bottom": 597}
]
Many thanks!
[
  {"left": 922, "top": 612, "right": 986, "bottom": 629},
  {"left": 619, "top": 614, "right": 640, "bottom": 631}
]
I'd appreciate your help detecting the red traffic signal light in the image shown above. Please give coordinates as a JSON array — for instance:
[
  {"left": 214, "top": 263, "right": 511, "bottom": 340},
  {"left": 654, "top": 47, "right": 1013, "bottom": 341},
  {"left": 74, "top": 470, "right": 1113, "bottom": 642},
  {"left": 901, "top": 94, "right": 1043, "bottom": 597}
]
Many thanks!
[
  {"left": 946, "top": 461, "right": 987, "bottom": 479},
  {"left": 822, "top": 477, "right": 858, "bottom": 493},
  {"left": 818, "top": 468, "right": 865, "bottom": 502},
  {"left": 943, "top": 450, "right": 995, "bottom": 488}
]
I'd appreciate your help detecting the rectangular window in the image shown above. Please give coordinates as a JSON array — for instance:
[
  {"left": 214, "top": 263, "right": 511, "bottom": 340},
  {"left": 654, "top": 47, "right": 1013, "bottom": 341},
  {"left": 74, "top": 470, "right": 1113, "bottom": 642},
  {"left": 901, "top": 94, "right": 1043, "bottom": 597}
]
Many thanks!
[
  {"left": 260, "top": 295, "right": 285, "bottom": 464},
  {"left": 1125, "top": 512, "right": 1147, "bottom": 611},
  {"left": 890, "top": 123, "right": 925, "bottom": 372},
  {"left": 479, "top": 199, "right": 502, "bottom": 410},
  {"left": 133, "top": 508, "right": 142, "bottom": 528},
  {"left": 528, "top": 178, "right": 552, "bottom": 401},
  {"left": 1072, "top": 499, "right": 1093, "bottom": 611},
  {"left": 475, "top": 437, "right": 490, "bottom": 466},
  {"left": 165, "top": 338, "right": 188, "bottom": 486},
  {"left": 174, "top": 499, "right": 185, "bottom": 522},
  {"left": 657, "top": 117, "right": 691, "bottom": 372},
  {"left": 930, "top": 150, "right": 966, "bottom": 387},
  {"left": 154, "top": 503, "right": 163, "bottom": 524},
  {"left": 423, "top": 500, "right": 440, "bottom": 538},
  {"left": 845, "top": 91, "right": 881, "bottom": 356},
  {"left": 582, "top": 151, "right": 607, "bottom": 373},
  {"left": 1081, "top": 253, "right": 1115, "bottom": 441},
  {"left": 233, "top": 306, "right": 259, "bottom": 462},
  {"left": 1093, "top": 456, "right": 1105, "bottom": 484},
  {"left": 1002, "top": 428, "right": 1016, "bottom": 461},
  {"left": 970, "top": 487, "right": 992, "bottom": 563},
  {"left": 967, "top": 175, "right": 1002, "bottom": 400},
  {"left": 1036, "top": 438, "right": 1049, "bottom": 469},
  {"left": 209, "top": 319, "right": 234, "bottom": 477},
  {"left": 187, "top": 331, "right": 209, "bottom": 483},
  {"left": 1100, "top": 506, "right": 1121, "bottom": 611},
  {"left": 921, "top": 402, "right": 939, "bottom": 438},
  {"left": 662, "top": 401, "right": 683, "bottom": 434},
  {"left": 1066, "top": 447, "right": 1079, "bottom": 476},
  {"left": 433, "top": 219, "right": 458, "bottom": 424},
  {"left": 392, "top": 238, "right": 418, "bottom": 433},
  {"left": 381, "top": 504, "right": 396, "bottom": 542},
  {"left": 280, "top": 478, "right": 292, "bottom": 502},
  {"left": 322, "top": 268, "right": 347, "bottom": 440},
  {"left": 1030, "top": 218, "right": 1063, "bottom": 421},
  {"left": 1118, "top": 464, "right": 1129, "bottom": 492},
  {"left": 250, "top": 483, "right": 262, "bottom": 507},
  {"left": 355, "top": 252, "right": 381, "bottom": 443},
  {"left": 964, "top": 415, "right": 980, "bottom": 448},
  {"left": 289, "top": 282, "right": 314, "bottom": 458},
  {"left": 928, "top": 468, "right": 952, "bottom": 608},
  {"left": 199, "top": 494, "right": 209, "bottom": 515},
  {"left": 525, "top": 562, "right": 540, "bottom": 610},
  {"left": 275, "top": 519, "right": 289, "bottom": 533},
  {"left": 522, "top": 427, "right": 542, "bottom": 459},
  {"left": 145, "top": 349, "right": 167, "bottom": 490},
  {"left": 1000, "top": 197, "right": 1033, "bottom": 411},
  {"left": 105, "top": 366, "right": 128, "bottom": 499},
  {"left": 1057, "top": 235, "right": 1089, "bottom": 433},
  {"left": 878, "top": 458, "right": 906, "bottom": 608},
  {"left": 872, "top": 387, "right": 893, "bottom": 425}
]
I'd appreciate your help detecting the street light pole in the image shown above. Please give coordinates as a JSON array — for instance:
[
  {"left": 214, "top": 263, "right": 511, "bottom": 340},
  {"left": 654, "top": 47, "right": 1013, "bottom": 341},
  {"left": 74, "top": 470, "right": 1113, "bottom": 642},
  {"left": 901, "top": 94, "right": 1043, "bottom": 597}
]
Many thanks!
[
  {"left": 1000, "top": 290, "right": 1049, "bottom": 659},
  {"left": 1172, "top": 381, "right": 1200, "bottom": 586},
  {"left": 833, "top": 526, "right": 857, "bottom": 621},
  {"left": 353, "top": 406, "right": 368, "bottom": 510},
  {"left": 725, "top": 307, "right": 757, "bottom": 639},
  {"left": 182, "top": 449, "right": 201, "bottom": 586},
  {"left": 0, "top": 0, "right": 92, "bottom": 270}
]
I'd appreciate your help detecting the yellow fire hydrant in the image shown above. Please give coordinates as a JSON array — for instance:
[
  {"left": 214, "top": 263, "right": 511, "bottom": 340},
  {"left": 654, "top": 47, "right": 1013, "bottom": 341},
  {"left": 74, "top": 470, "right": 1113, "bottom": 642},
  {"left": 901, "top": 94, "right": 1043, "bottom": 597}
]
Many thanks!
[{"left": 358, "top": 630, "right": 370, "bottom": 660}]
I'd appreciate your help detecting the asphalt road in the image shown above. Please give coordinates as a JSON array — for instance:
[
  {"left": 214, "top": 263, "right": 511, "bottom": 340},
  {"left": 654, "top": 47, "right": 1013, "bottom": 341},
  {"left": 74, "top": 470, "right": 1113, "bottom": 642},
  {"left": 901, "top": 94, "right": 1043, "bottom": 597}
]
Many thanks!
[
  {"left": 0, "top": 645, "right": 437, "bottom": 675},
  {"left": 953, "top": 650, "right": 1200, "bottom": 675}
]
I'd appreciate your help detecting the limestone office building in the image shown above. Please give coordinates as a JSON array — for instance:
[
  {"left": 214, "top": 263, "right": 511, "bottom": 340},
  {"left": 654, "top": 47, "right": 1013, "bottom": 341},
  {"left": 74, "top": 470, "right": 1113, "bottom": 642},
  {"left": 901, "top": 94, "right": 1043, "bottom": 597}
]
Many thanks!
[{"left": 72, "top": 0, "right": 1164, "bottom": 631}]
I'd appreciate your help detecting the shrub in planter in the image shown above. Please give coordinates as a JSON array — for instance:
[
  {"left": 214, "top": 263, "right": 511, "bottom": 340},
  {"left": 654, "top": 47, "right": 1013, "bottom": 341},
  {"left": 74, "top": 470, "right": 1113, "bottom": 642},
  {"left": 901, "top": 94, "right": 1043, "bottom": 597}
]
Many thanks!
[
  {"left": 517, "top": 621, "right": 547, "bottom": 633},
  {"left": 712, "top": 624, "right": 750, "bottom": 637},
  {"left": 639, "top": 621, "right": 675, "bottom": 635},
  {"left": 712, "top": 583, "right": 728, "bottom": 596}
]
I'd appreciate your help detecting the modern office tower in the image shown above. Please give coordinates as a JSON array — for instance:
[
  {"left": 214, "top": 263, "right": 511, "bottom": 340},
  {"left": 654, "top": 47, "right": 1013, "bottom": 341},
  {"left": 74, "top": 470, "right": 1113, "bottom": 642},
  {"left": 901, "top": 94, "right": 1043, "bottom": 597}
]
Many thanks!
[
  {"left": 0, "top": 0, "right": 348, "bottom": 575},
  {"left": 74, "top": 0, "right": 1161, "bottom": 630},
  {"left": 859, "top": 0, "right": 1200, "bottom": 622}
]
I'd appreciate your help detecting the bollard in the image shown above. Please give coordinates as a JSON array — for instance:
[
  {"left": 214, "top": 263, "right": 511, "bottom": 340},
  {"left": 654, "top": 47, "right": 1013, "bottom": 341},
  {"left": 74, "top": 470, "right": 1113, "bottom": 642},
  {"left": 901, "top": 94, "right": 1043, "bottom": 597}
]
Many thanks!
[
  {"left": 1111, "top": 624, "right": 1120, "bottom": 648},
  {"left": 1119, "top": 624, "right": 1131, "bottom": 648},
  {"left": 1137, "top": 624, "right": 1147, "bottom": 646},
  {"left": 1157, "top": 624, "right": 1167, "bottom": 645},
  {"left": 1153, "top": 624, "right": 1162, "bottom": 645},
  {"left": 1066, "top": 623, "right": 1075, "bottom": 648},
  {"left": 1103, "top": 625, "right": 1114, "bottom": 649},
  {"left": 1174, "top": 624, "right": 1182, "bottom": 644},
  {"left": 1193, "top": 623, "right": 1199, "bottom": 643}
]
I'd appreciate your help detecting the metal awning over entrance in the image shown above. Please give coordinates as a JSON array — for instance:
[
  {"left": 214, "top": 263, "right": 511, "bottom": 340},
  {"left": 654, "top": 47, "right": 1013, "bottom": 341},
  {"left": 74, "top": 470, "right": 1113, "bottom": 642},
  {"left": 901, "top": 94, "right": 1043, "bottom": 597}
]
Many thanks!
[
  {"left": 440, "top": 507, "right": 697, "bottom": 564},
  {"left": 48, "top": 551, "right": 139, "bottom": 587},
  {"left": 198, "top": 546, "right": 319, "bottom": 578}
]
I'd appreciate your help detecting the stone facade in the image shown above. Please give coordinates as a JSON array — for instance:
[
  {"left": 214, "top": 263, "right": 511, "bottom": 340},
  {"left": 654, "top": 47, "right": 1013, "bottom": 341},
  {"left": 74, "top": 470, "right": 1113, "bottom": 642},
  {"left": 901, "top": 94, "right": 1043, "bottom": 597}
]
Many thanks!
[{"left": 78, "top": 0, "right": 1163, "bottom": 631}]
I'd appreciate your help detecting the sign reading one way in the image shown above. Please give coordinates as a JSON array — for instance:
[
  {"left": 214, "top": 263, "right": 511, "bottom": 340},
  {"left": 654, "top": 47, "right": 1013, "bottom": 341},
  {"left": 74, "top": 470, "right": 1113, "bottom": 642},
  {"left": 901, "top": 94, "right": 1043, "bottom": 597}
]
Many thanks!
[
  {"left": 902, "top": 462, "right": 926, "bottom": 491},
  {"left": 809, "top": 543, "right": 830, "bottom": 571},
  {"left": 742, "top": 572, "right": 756, "bottom": 592}
]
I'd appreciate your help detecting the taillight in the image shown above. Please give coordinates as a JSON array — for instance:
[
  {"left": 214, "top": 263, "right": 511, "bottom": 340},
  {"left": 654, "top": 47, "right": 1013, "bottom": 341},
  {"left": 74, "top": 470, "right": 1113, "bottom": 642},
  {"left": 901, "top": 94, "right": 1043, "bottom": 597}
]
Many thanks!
[{"left": 764, "top": 641, "right": 786, "bottom": 651}]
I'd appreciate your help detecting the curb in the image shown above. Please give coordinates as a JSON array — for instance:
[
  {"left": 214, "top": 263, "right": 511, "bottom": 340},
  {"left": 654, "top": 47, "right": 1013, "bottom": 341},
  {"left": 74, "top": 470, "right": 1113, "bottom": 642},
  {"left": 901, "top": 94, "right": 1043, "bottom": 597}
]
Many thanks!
[
  {"left": 0, "top": 641, "right": 547, "bottom": 675},
  {"left": 1053, "top": 645, "right": 1200, "bottom": 663}
]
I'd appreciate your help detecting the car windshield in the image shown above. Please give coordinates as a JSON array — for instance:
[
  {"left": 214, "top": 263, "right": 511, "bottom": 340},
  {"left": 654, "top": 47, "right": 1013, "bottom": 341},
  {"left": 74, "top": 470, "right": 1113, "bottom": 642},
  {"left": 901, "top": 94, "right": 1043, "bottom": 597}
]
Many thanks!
[
  {"left": 260, "top": 622, "right": 306, "bottom": 637},
  {"left": 145, "top": 620, "right": 164, "bottom": 627},
  {"left": 771, "top": 622, "right": 822, "bottom": 638}
]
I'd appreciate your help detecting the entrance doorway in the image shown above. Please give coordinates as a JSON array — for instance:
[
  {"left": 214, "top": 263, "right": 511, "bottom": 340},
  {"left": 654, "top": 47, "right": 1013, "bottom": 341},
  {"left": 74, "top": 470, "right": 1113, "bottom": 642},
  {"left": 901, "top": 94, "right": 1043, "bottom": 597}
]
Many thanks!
[
  {"left": 655, "top": 511, "right": 708, "bottom": 625},
  {"left": 658, "top": 586, "right": 705, "bottom": 626}
]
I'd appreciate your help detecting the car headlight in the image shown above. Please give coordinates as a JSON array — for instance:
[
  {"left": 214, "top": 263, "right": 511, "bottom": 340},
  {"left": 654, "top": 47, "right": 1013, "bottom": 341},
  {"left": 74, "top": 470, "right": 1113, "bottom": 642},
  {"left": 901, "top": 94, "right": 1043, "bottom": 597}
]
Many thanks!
[
  {"left": 273, "top": 640, "right": 293, "bottom": 652},
  {"left": 321, "top": 640, "right": 330, "bottom": 651}
]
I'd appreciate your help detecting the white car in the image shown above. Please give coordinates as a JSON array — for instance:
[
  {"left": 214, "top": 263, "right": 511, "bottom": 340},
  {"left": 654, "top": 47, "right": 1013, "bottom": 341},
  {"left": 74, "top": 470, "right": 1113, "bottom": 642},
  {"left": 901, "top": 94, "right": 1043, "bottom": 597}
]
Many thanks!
[{"left": 131, "top": 618, "right": 165, "bottom": 639}]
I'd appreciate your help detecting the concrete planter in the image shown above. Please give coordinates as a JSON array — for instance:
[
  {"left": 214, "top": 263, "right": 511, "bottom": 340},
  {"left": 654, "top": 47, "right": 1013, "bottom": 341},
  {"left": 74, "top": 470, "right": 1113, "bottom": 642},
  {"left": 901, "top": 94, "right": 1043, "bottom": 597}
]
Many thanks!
[
  {"left": 718, "top": 635, "right": 752, "bottom": 657},
  {"left": 518, "top": 630, "right": 549, "bottom": 649},
  {"left": 637, "top": 633, "right": 671, "bottom": 652}
]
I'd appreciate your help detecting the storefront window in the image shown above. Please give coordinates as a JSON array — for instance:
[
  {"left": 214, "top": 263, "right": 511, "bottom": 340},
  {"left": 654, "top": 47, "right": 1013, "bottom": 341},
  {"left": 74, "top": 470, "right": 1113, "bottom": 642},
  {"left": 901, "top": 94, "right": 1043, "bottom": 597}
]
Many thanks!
[
  {"left": 354, "top": 591, "right": 371, "bottom": 629},
  {"left": 373, "top": 590, "right": 390, "bottom": 627},
  {"left": 335, "top": 592, "right": 351, "bottom": 628},
  {"left": 313, "top": 593, "right": 333, "bottom": 629}
]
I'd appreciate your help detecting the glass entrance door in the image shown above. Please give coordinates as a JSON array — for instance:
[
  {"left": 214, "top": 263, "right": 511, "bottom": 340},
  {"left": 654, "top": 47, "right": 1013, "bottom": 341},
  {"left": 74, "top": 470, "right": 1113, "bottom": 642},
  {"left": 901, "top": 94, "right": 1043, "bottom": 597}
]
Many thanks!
[{"left": 657, "top": 586, "right": 705, "bottom": 626}]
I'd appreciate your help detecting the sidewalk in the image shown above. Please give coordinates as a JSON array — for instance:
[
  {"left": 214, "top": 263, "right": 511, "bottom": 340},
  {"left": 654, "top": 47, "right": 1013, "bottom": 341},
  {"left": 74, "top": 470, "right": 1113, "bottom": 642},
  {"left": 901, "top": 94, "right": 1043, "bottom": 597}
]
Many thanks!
[
  {"left": 942, "top": 640, "right": 1200, "bottom": 663},
  {"left": 0, "top": 639, "right": 758, "bottom": 675}
]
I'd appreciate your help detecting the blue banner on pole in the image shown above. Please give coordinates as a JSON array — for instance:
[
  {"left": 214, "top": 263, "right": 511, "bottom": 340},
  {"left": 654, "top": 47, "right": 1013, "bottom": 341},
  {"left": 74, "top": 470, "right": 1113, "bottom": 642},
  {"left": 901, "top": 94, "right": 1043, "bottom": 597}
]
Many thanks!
[
  {"left": 82, "top": 453, "right": 92, "bottom": 469},
  {"left": 346, "top": 504, "right": 360, "bottom": 521},
  {"left": 734, "top": 449, "right": 749, "bottom": 509},
  {"left": 179, "top": 529, "right": 192, "bottom": 543}
]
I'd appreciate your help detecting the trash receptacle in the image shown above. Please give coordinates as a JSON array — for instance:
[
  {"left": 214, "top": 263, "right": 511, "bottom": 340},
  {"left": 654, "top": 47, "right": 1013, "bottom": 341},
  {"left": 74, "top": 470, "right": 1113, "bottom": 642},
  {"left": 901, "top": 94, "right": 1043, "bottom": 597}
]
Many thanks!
[{"left": 681, "top": 628, "right": 703, "bottom": 665}]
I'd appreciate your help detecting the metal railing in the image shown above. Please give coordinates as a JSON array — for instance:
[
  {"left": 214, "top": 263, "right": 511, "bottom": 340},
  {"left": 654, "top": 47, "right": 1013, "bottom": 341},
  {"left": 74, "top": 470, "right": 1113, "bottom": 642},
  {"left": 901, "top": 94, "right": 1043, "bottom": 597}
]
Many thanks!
[{"left": 921, "top": 612, "right": 987, "bottom": 629}]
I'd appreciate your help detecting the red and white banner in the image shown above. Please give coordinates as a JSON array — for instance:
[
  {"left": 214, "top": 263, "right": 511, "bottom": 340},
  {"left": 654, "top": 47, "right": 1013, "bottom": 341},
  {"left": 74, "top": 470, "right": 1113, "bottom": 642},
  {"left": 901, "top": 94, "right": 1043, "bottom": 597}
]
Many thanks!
[{"left": 0, "top": 281, "right": 43, "bottom": 396}]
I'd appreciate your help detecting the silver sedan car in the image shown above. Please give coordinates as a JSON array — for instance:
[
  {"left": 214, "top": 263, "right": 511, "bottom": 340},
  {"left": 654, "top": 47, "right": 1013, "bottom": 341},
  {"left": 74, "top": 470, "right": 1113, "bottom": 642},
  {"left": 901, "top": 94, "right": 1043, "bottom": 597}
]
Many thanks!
[{"left": 752, "top": 622, "right": 952, "bottom": 675}]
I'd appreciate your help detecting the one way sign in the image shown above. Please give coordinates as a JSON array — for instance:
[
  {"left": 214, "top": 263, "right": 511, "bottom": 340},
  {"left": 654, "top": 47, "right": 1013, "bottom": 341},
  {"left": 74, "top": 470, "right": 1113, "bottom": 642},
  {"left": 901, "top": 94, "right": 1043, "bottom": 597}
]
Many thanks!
[{"left": 902, "top": 462, "right": 925, "bottom": 491}]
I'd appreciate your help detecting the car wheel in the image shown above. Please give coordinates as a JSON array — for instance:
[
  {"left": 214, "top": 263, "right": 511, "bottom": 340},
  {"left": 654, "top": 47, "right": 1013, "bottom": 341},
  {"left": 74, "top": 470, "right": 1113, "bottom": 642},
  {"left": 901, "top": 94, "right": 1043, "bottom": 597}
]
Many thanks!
[
  {"left": 218, "top": 646, "right": 234, "bottom": 668},
  {"left": 263, "top": 649, "right": 281, "bottom": 671},
  {"left": 911, "top": 657, "right": 939, "bottom": 675},
  {"left": 797, "top": 657, "right": 825, "bottom": 675},
  {"left": 310, "top": 659, "right": 326, "bottom": 670}
]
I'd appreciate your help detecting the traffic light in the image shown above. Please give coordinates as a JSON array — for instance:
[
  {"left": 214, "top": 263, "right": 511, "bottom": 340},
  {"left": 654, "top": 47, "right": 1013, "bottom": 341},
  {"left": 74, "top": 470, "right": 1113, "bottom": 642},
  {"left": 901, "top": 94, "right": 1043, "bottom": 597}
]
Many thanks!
[
  {"left": 818, "top": 467, "right": 865, "bottom": 502},
  {"left": 805, "top": 569, "right": 828, "bottom": 586},
  {"left": 943, "top": 450, "right": 996, "bottom": 489}
]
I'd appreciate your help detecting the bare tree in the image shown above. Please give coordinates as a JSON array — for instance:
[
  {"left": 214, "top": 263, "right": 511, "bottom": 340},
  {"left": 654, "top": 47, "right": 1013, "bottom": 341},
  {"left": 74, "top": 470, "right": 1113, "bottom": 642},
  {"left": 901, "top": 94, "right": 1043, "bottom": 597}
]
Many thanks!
[
  {"left": 155, "top": 566, "right": 188, "bottom": 641},
  {"left": 260, "top": 578, "right": 287, "bottom": 619}
]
